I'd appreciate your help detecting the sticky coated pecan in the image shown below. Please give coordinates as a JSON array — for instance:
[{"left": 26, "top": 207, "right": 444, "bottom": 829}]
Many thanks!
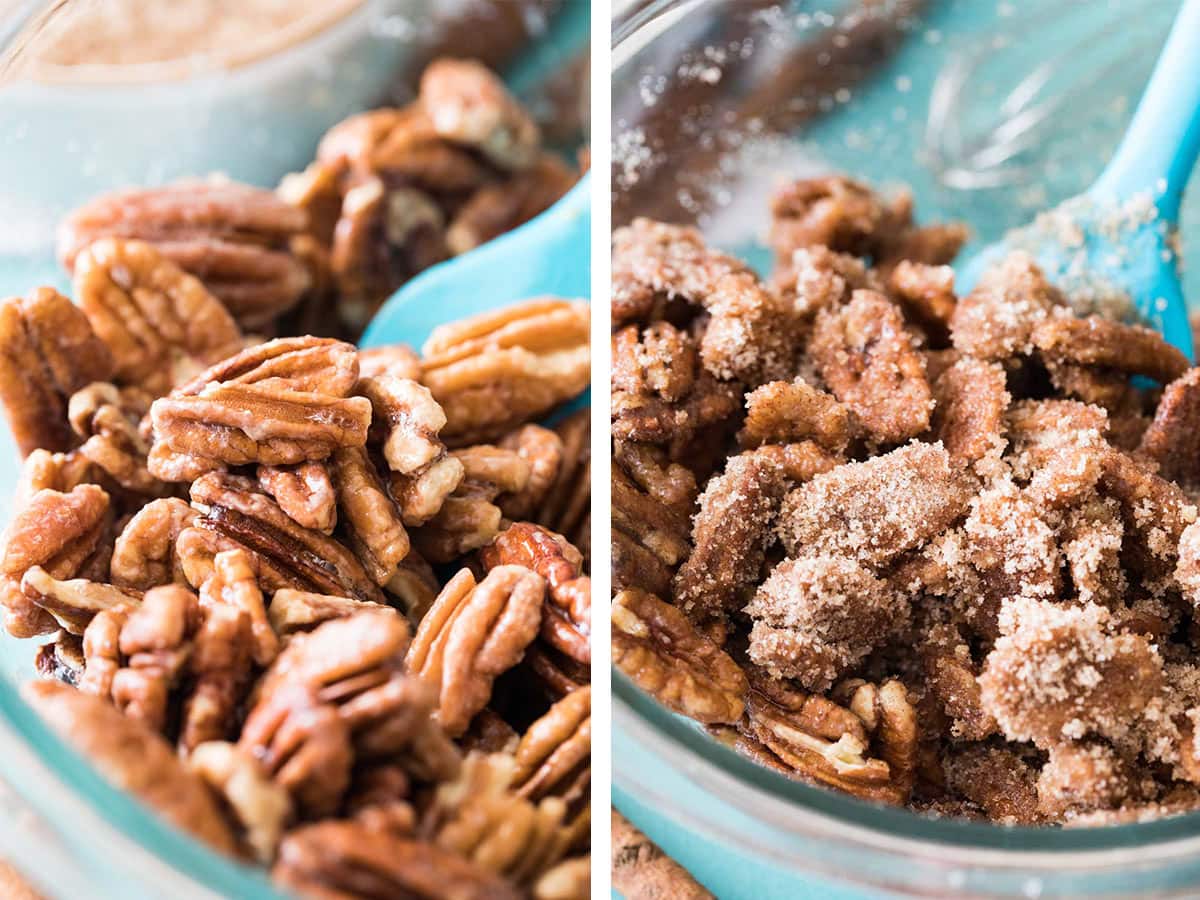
[
  {"left": 273, "top": 819, "right": 522, "bottom": 900},
  {"left": 110, "top": 497, "right": 197, "bottom": 590},
  {"left": 612, "top": 589, "right": 746, "bottom": 724},
  {"left": 256, "top": 461, "right": 337, "bottom": 533},
  {"left": 541, "top": 409, "right": 590, "bottom": 547},
  {"left": 513, "top": 686, "right": 590, "bottom": 807},
  {"left": 67, "top": 382, "right": 166, "bottom": 497},
  {"left": 190, "top": 741, "right": 293, "bottom": 863},
  {"left": 0, "top": 288, "right": 114, "bottom": 455},
  {"left": 1, "top": 484, "right": 111, "bottom": 637},
  {"left": 407, "top": 567, "right": 544, "bottom": 736},
  {"left": 741, "top": 677, "right": 915, "bottom": 804},
  {"left": 200, "top": 548, "right": 277, "bottom": 667},
  {"left": 496, "top": 425, "right": 564, "bottom": 522},
  {"left": 18, "top": 566, "right": 137, "bottom": 636},
  {"left": 179, "top": 592, "right": 257, "bottom": 752},
  {"left": 360, "top": 374, "right": 448, "bottom": 475},
  {"left": 447, "top": 154, "right": 574, "bottom": 254},
  {"left": 24, "top": 680, "right": 239, "bottom": 856},
  {"left": 267, "top": 588, "right": 395, "bottom": 637},
  {"left": 421, "top": 298, "right": 590, "bottom": 445},
  {"left": 423, "top": 752, "right": 570, "bottom": 885},
  {"left": 420, "top": 58, "right": 540, "bottom": 171},
  {"left": 239, "top": 682, "right": 354, "bottom": 819},
  {"left": 329, "top": 446, "right": 410, "bottom": 586},
  {"left": 481, "top": 523, "right": 590, "bottom": 665},
  {"left": 74, "top": 238, "right": 243, "bottom": 395},
  {"left": 58, "top": 181, "right": 311, "bottom": 329},
  {"left": 412, "top": 445, "right": 526, "bottom": 563},
  {"left": 183, "top": 472, "right": 385, "bottom": 603}
]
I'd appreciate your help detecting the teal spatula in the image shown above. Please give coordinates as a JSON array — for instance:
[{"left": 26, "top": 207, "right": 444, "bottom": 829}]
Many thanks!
[
  {"left": 360, "top": 173, "right": 590, "bottom": 351},
  {"left": 959, "top": 0, "right": 1200, "bottom": 360}
]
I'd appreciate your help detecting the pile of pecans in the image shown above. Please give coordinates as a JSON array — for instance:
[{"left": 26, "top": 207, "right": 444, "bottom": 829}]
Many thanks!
[
  {"left": 0, "top": 59, "right": 590, "bottom": 900},
  {"left": 611, "top": 174, "right": 1200, "bottom": 825},
  {"left": 57, "top": 57, "right": 578, "bottom": 339}
]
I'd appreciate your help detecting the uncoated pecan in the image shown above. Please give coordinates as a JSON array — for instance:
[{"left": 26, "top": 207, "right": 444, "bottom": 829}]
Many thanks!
[
  {"left": 58, "top": 181, "right": 311, "bottom": 329},
  {"left": 273, "top": 819, "right": 522, "bottom": 900},
  {"left": 0, "top": 288, "right": 114, "bottom": 455},
  {"left": 182, "top": 472, "right": 385, "bottom": 603},
  {"left": 407, "top": 567, "right": 545, "bottom": 736},
  {"left": 73, "top": 238, "right": 243, "bottom": 396},
  {"left": 420, "top": 298, "right": 590, "bottom": 446},
  {"left": 150, "top": 337, "right": 372, "bottom": 472},
  {"left": 481, "top": 523, "right": 590, "bottom": 665}
]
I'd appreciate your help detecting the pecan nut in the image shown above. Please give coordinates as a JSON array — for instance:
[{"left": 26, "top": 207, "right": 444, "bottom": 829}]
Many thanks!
[
  {"left": 273, "top": 820, "right": 521, "bottom": 900},
  {"left": 421, "top": 298, "right": 590, "bottom": 445},
  {"left": 67, "top": 382, "right": 166, "bottom": 497},
  {"left": 406, "top": 567, "right": 544, "bottom": 736},
  {"left": 611, "top": 589, "right": 746, "bottom": 724},
  {"left": 329, "top": 445, "right": 410, "bottom": 586},
  {"left": 19, "top": 566, "right": 137, "bottom": 636},
  {"left": 24, "top": 680, "right": 239, "bottom": 856},
  {"left": 73, "top": 238, "right": 243, "bottom": 395},
  {"left": 110, "top": 497, "right": 197, "bottom": 590},
  {"left": 512, "top": 685, "right": 590, "bottom": 806},
  {"left": 58, "top": 180, "right": 311, "bottom": 328},
  {"left": 182, "top": 472, "right": 385, "bottom": 603},
  {"left": 256, "top": 461, "right": 337, "bottom": 533},
  {"left": 0, "top": 288, "right": 114, "bottom": 455},
  {"left": 481, "top": 523, "right": 590, "bottom": 665},
  {"left": 189, "top": 741, "right": 293, "bottom": 863}
]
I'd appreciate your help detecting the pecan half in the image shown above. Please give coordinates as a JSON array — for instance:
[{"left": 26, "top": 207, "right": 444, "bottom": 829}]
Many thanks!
[
  {"left": 541, "top": 409, "right": 590, "bottom": 548},
  {"left": 0, "top": 288, "right": 114, "bottom": 455},
  {"left": 406, "top": 567, "right": 544, "bottom": 736},
  {"left": 183, "top": 472, "right": 385, "bottom": 604},
  {"left": 24, "top": 680, "right": 239, "bottom": 856},
  {"left": 420, "top": 58, "right": 540, "bottom": 170},
  {"left": 480, "top": 523, "right": 591, "bottom": 665},
  {"left": 256, "top": 462, "right": 337, "bottom": 534},
  {"left": 421, "top": 298, "right": 590, "bottom": 445},
  {"left": 612, "top": 589, "right": 746, "bottom": 724},
  {"left": 360, "top": 374, "right": 448, "bottom": 474},
  {"left": 329, "top": 446, "right": 410, "bottom": 585},
  {"left": 741, "top": 677, "right": 915, "bottom": 804},
  {"left": 19, "top": 566, "right": 137, "bottom": 636},
  {"left": 273, "top": 820, "right": 521, "bottom": 900},
  {"left": 447, "top": 154, "right": 574, "bottom": 254},
  {"left": 200, "top": 548, "right": 278, "bottom": 667},
  {"left": 513, "top": 685, "right": 590, "bottom": 807},
  {"left": 190, "top": 741, "right": 293, "bottom": 863},
  {"left": 267, "top": 588, "right": 395, "bottom": 637},
  {"left": 423, "top": 752, "right": 570, "bottom": 885},
  {"left": 611, "top": 462, "right": 690, "bottom": 598},
  {"left": 1, "top": 484, "right": 110, "bottom": 637},
  {"left": 74, "top": 238, "right": 242, "bottom": 395},
  {"left": 110, "top": 497, "right": 197, "bottom": 590},
  {"left": 58, "top": 181, "right": 310, "bottom": 328},
  {"left": 67, "top": 382, "right": 166, "bottom": 497},
  {"left": 413, "top": 444, "right": 527, "bottom": 563}
]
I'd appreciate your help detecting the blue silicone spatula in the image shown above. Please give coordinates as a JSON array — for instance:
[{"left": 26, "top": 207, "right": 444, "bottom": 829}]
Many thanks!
[
  {"left": 360, "top": 173, "right": 590, "bottom": 352},
  {"left": 959, "top": 0, "right": 1200, "bottom": 360}
]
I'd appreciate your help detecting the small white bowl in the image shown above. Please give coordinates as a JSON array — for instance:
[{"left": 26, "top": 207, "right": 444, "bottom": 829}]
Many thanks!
[{"left": 0, "top": 0, "right": 421, "bottom": 257}]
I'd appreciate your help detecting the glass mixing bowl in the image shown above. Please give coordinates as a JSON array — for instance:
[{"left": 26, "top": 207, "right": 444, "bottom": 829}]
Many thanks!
[
  {"left": 0, "top": 1, "right": 587, "bottom": 895},
  {"left": 612, "top": 1, "right": 1200, "bottom": 896}
]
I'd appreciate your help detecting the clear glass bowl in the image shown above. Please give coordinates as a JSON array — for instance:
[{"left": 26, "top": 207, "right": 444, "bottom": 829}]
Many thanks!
[
  {"left": 612, "top": 1, "right": 1200, "bottom": 896},
  {"left": 0, "top": 2, "right": 586, "bottom": 895}
]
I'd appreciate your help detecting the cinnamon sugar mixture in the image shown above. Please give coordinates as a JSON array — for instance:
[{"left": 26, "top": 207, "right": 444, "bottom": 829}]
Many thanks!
[{"left": 611, "top": 174, "right": 1200, "bottom": 825}]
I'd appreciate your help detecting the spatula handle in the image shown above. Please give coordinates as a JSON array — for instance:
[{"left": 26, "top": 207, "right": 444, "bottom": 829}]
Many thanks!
[{"left": 1094, "top": 0, "right": 1200, "bottom": 220}]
